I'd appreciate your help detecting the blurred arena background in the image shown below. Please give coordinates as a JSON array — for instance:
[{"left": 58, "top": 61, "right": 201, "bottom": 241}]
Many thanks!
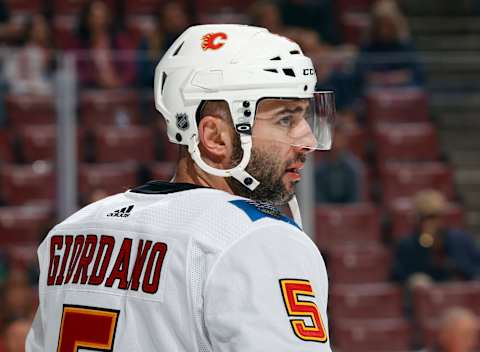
[{"left": 0, "top": 0, "right": 479, "bottom": 351}]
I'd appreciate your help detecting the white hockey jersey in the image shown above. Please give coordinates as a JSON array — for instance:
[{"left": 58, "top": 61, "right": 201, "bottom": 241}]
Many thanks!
[{"left": 26, "top": 181, "right": 331, "bottom": 351}]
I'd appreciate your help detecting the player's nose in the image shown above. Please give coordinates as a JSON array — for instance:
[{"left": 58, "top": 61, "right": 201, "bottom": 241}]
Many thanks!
[{"left": 292, "top": 119, "right": 317, "bottom": 153}]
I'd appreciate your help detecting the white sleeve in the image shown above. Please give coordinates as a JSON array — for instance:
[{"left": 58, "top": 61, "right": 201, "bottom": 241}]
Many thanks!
[
  {"left": 203, "top": 224, "right": 332, "bottom": 352},
  {"left": 25, "top": 307, "right": 44, "bottom": 352},
  {"left": 26, "top": 240, "right": 47, "bottom": 352}
]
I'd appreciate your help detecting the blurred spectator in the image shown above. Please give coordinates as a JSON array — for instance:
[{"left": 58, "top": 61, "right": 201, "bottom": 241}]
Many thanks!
[
  {"left": 136, "top": 1, "right": 189, "bottom": 88},
  {"left": 354, "top": 0, "right": 424, "bottom": 91},
  {"left": 290, "top": 28, "right": 357, "bottom": 120},
  {"left": 0, "top": 0, "right": 23, "bottom": 44},
  {"left": 392, "top": 190, "right": 480, "bottom": 284},
  {"left": 0, "top": 0, "right": 23, "bottom": 126},
  {"left": 249, "top": 0, "right": 285, "bottom": 35},
  {"left": 2, "top": 318, "right": 31, "bottom": 352},
  {"left": 158, "top": 1, "right": 190, "bottom": 50},
  {"left": 280, "top": 0, "right": 339, "bottom": 44},
  {"left": 424, "top": 307, "right": 479, "bottom": 352},
  {"left": 4, "top": 14, "right": 55, "bottom": 95},
  {"left": 315, "top": 122, "right": 364, "bottom": 204},
  {"left": 69, "top": 0, "right": 136, "bottom": 89},
  {"left": 0, "top": 250, "right": 8, "bottom": 286},
  {"left": 0, "top": 269, "right": 35, "bottom": 323}
]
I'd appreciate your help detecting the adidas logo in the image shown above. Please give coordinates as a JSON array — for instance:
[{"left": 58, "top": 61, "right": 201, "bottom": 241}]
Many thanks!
[{"left": 107, "top": 205, "right": 134, "bottom": 218}]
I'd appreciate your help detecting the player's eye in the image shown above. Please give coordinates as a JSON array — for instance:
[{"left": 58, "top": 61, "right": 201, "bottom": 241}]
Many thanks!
[{"left": 277, "top": 115, "right": 294, "bottom": 128}]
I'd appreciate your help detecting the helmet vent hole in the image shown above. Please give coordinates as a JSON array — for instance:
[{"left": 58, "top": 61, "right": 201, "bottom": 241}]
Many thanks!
[
  {"left": 290, "top": 50, "right": 300, "bottom": 55},
  {"left": 173, "top": 42, "right": 184, "bottom": 56},
  {"left": 282, "top": 68, "right": 295, "bottom": 77},
  {"left": 264, "top": 68, "right": 278, "bottom": 73},
  {"left": 161, "top": 72, "right": 168, "bottom": 94},
  {"left": 270, "top": 56, "right": 281, "bottom": 61}
]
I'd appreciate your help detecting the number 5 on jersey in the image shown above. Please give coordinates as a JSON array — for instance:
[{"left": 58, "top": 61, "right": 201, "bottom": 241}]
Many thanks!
[
  {"left": 279, "top": 279, "right": 328, "bottom": 343},
  {"left": 57, "top": 305, "right": 120, "bottom": 352}
]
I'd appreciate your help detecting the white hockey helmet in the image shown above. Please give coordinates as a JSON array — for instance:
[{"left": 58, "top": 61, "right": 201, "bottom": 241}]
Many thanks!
[{"left": 154, "top": 24, "right": 335, "bottom": 190}]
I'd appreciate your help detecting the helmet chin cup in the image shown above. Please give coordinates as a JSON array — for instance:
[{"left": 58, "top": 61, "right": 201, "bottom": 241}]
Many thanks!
[
  {"left": 230, "top": 167, "right": 260, "bottom": 191},
  {"left": 188, "top": 134, "right": 260, "bottom": 191}
]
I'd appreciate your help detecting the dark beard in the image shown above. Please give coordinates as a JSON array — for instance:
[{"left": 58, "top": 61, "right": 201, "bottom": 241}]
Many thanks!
[{"left": 226, "top": 138, "right": 305, "bottom": 206}]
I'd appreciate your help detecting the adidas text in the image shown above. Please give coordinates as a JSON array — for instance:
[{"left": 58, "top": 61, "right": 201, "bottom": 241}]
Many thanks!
[{"left": 107, "top": 205, "right": 134, "bottom": 218}]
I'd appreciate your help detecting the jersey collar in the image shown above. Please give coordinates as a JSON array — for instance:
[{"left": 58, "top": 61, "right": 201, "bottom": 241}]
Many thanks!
[{"left": 129, "top": 181, "right": 207, "bottom": 194}]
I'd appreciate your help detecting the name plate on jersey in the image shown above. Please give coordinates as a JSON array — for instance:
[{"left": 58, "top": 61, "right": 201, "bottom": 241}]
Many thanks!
[{"left": 45, "top": 232, "right": 171, "bottom": 301}]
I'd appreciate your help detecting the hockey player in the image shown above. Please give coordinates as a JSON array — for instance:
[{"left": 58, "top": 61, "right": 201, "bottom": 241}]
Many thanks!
[{"left": 26, "top": 24, "right": 335, "bottom": 351}]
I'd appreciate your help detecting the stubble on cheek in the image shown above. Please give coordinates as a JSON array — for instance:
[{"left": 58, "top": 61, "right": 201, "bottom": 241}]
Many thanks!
[{"left": 227, "top": 139, "right": 298, "bottom": 205}]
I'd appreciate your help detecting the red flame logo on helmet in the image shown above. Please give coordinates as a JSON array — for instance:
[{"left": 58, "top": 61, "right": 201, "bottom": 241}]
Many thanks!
[{"left": 201, "top": 32, "right": 228, "bottom": 51}]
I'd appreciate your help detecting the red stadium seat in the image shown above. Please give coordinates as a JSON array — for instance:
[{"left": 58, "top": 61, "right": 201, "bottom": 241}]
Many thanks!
[
  {"left": 92, "top": 126, "right": 155, "bottom": 163},
  {"left": 5, "top": 94, "right": 55, "bottom": 127},
  {"left": 78, "top": 162, "right": 138, "bottom": 198},
  {"left": 125, "top": 0, "right": 162, "bottom": 14},
  {"left": 327, "top": 244, "right": 392, "bottom": 284},
  {"left": 149, "top": 162, "right": 175, "bottom": 181},
  {"left": 0, "top": 129, "right": 14, "bottom": 162},
  {"left": 80, "top": 90, "right": 141, "bottom": 128},
  {"left": 330, "top": 283, "right": 404, "bottom": 320},
  {"left": 367, "top": 88, "right": 429, "bottom": 124},
  {"left": 419, "top": 320, "right": 439, "bottom": 350},
  {"left": 374, "top": 122, "right": 440, "bottom": 164},
  {"left": 195, "top": 0, "right": 256, "bottom": 13},
  {"left": 333, "top": 318, "right": 412, "bottom": 352},
  {"left": 18, "top": 125, "right": 56, "bottom": 162},
  {"left": 314, "top": 127, "right": 369, "bottom": 162},
  {"left": 0, "top": 204, "right": 53, "bottom": 245},
  {"left": 53, "top": 0, "right": 115, "bottom": 15},
  {"left": 17, "top": 125, "right": 86, "bottom": 162},
  {"left": 197, "top": 11, "right": 250, "bottom": 24},
  {"left": 6, "top": 243, "right": 38, "bottom": 267},
  {"left": 0, "top": 162, "right": 55, "bottom": 205},
  {"left": 380, "top": 162, "right": 455, "bottom": 205},
  {"left": 6, "top": 0, "right": 43, "bottom": 14},
  {"left": 52, "top": 16, "right": 76, "bottom": 49},
  {"left": 412, "top": 282, "right": 480, "bottom": 323},
  {"left": 315, "top": 203, "right": 381, "bottom": 248},
  {"left": 335, "top": 0, "right": 373, "bottom": 13},
  {"left": 389, "top": 199, "right": 465, "bottom": 240}
]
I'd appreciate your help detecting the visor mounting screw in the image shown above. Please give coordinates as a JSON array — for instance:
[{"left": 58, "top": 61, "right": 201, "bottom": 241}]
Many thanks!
[
  {"left": 175, "top": 133, "right": 182, "bottom": 142},
  {"left": 242, "top": 101, "right": 250, "bottom": 108},
  {"left": 244, "top": 177, "right": 253, "bottom": 186},
  {"left": 304, "top": 85, "right": 308, "bottom": 91},
  {"left": 244, "top": 109, "right": 251, "bottom": 117}
]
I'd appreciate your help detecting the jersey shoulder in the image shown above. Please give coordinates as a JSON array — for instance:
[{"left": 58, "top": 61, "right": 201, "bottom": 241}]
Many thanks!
[
  {"left": 56, "top": 192, "right": 129, "bottom": 225},
  {"left": 186, "top": 191, "right": 310, "bottom": 254}
]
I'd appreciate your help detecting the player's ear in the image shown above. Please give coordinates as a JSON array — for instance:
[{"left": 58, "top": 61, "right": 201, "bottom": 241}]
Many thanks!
[{"left": 198, "top": 115, "right": 234, "bottom": 164}]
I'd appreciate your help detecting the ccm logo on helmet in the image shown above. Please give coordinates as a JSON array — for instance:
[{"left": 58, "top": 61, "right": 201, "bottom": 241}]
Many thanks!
[
  {"left": 303, "top": 68, "right": 315, "bottom": 76},
  {"left": 202, "top": 32, "right": 228, "bottom": 51}
]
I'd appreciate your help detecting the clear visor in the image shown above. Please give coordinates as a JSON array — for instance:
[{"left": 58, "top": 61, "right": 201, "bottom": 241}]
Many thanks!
[{"left": 252, "top": 91, "right": 335, "bottom": 150}]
